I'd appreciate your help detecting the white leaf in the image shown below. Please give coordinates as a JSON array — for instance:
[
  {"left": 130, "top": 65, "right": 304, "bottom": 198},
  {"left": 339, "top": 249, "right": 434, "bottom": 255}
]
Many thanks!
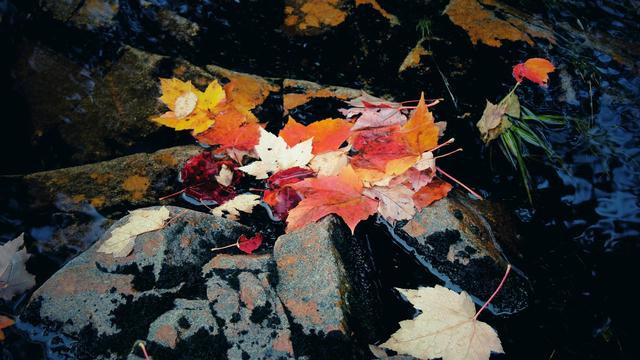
[
  {"left": 215, "top": 164, "right": 234, "bottom": 187},
  {"left": 239, "top": 128, "right": 313, "bottom": 179},
  {"left": 381, "top": 285, "right": 504, "bottom": 360},
  {"left": 174, "top": 92, "right": 198, "bottom": 118},
  {"left": 414, "top": 151, "right": 435, "bottom": 171},
  {"left": 309, "top": 147, "right": 349, "bottom": 177},
  {"left": 98, "top": 206, "right": 171, "bottom": 257},
  {"left": 211, "top": 194, "right": 261, "bottom": 221},
  {"left": 0, "top": 234, "right": 36, "bottom": 301},
  {"left": 363, "top": 185, "right": 416, "bottom": 222}
]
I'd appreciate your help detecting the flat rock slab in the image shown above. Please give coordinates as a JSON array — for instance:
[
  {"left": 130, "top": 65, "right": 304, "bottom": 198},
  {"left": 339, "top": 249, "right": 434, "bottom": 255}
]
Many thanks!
[{"left": 398, "top": 193, "right": 531, "bottom": 315}]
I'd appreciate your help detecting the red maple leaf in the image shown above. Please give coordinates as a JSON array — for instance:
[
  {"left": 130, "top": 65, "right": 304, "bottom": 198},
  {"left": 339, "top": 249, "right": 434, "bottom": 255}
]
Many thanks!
[
  {"left": 512, "top": 58, "right": 555, "bottom": 86},
  {"left": 179, "top": 153, "right": 242, "bottom": 204},
  {"left": 237, "top": 233, "right": 263, "bottom": 254},
  {"left": 412, "top": 177, "right": 453, "bottom": 209},
  {"left": 263, "top": 167, "right": 315, "bottom": 220},
  {"left": 286, "top": 166, "right": 379, "bottom": 233},
  {"left": 279, "top": 117, "right": 353, "bottom": 154}
]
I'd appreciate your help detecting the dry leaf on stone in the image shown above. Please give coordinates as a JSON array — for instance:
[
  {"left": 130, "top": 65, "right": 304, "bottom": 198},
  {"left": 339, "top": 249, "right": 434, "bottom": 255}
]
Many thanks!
[
  {"left": 309, "top": 146, "right": 350, "bottom": 177},
  {"left": 363, "top": 185, "right": 416, "bottom": 223},
  {"left": 0, "top": 234, "right": 36, "bottom": 301},
  {"left": 97, "top": 206, "right": 171, "bottom": 258},
  {"left": 381, "top": 285, "right": 503, "bottom": 360},
  {"left": 211, "top": 193, "right": 261, "bottom": 221},
  {"left": 239, "top": 128, "right": 313, "bottom": 179}
]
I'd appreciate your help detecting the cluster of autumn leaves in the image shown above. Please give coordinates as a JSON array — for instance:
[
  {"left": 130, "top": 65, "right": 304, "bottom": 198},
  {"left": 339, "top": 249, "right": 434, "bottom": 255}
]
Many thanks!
[{"left": 153, "top": 78, "right": 457, "bottom": 235}]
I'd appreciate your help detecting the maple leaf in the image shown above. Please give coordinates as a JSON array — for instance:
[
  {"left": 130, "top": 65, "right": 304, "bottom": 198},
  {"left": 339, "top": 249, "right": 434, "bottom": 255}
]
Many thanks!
[
  {"left": 399, "top": 92, "right": 439, "bottom": 154},
  {"left": 98, "top": 207, "right": 171, "bottom": 257},
  {"left": 286, "top": 166, "right": 379, "bottom": 233},
  {"left": 279, "top": 117, "right": 353, "bottom": 154},
  {"left": 211, "top": 193, "right": 261, "bottom": 221},
  {"left": 476, "top": 93, "right": 519, "bottom": 143},
  {"left": 413, "top": 177, "right": 453, "bottom": 209},
  {"left": 340, "top": 93, "right": 407, "bottom": 130},
  {"left": 151, "top": 78, "right": 225, "bottom": 134},
  {"left": 211, "top": 233, "right": 263, "bottom": 254},
  {"left": 194, "top": 104, "right": 262, "bottom": 154},
  {"left": 512, "top": 58, "right": 555, "bottom": 86},
  {"left": 0, "top": 314, "right": 14, "bottom": 341},
  {"left": 179, "top": 154, "right": 241, "bottom": 204},
  {"left": 263, "top": 167, "right": 315, "bottom": 220},
  {"left": 381, "top": 285, "right": 503, "bottom": 360},
  {"left": 239, "top": 128, "right": 313, "bottom": 179},
  {"left": 363, "top": 185, "right": 416, "bottom": 223},
  {"left": 344, "top": 92, "right": 401, "bottom": 108},
  {"left": 0, "top": 234, "right": 36, "bottom": 301},
  {"left": 309, "top": 147, "right": 350, "bottom": 177}
]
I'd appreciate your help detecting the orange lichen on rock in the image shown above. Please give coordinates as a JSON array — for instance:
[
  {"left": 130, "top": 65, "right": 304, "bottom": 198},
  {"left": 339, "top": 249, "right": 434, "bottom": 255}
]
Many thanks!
[
  {"left": 90, "top": 195, "right": 106, "bottom": 208},
  {"left": 355, "top": 0, "right": 399, "bottom": 26},
  {"left": 444, "top": 0, "right": 555, "bottom": 47},
  {"left": 122, "top": 175, "right": 150, "bottom": 200},
  {"left": 284, "top": 0, "right": 348, "bottom": 34},
  {"left": 283, "top": 79, "right": 361, "bottom": 111},
  {"left": 398, "top": 40, "right": 431, "bottom": 73}
]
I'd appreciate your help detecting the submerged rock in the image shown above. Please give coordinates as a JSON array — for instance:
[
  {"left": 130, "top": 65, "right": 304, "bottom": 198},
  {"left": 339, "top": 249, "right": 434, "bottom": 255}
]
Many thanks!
[
  {"left": 19, "top": 209, "right": 380, "bottom": 358},
  {"left": 396, "top": 192, "right": 531, "bottom": 315}
]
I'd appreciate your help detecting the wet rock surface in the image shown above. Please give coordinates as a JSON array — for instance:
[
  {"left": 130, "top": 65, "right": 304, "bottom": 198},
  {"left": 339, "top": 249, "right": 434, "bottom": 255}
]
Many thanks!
[
  {"left": 397, "top": 192, "right": 531, "bottom": 314},
  {"left": 18, "top": 208, "right": 381, "bottom": 359}
]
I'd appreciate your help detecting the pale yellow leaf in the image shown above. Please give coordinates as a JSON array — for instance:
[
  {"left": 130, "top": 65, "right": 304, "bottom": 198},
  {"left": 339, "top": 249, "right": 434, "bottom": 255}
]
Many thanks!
[
  {"left": 215, "top": 164, "right": 234, "bottom": 187},
  {"left": 381, "top": 285, "right": 503, "bottom": 360},
  {"left": 97, "top": 206, "right": 171, "bottom": 257},
  {"left": 174, "top": 91, "right": 198, "bottom": 118},
  {"left": 309, "top": 147, "right": 349, "bottom": 177},
  {"left": 363, "top": 185, "right": 416, "bottom": 223},
  {"left": 211, "top": 194, "right": 260, "bottom": 221}
]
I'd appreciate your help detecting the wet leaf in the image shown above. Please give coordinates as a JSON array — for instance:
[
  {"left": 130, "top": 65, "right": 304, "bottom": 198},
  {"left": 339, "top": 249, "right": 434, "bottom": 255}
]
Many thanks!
[
  {"left": 0, "top": 234, "right": 36, "bottom": 301},
  {"left": 97, "top": 207, "right": 171, "bottom": 258},
  {"left": 239, "top": 128, "right": 313, "bottom": 179},
  {"left": 194, "top": 104, "right": 262, "bottom": 153},
  {"left": 413, "top": 177, "right": 453, "bottom": 209},
  {"left": 237, "top": 233, "right": 263, "bottom": 254},
  {"left": 287, "top": 166, "right": 379, "bottom": 233},
  {"left": 363, "top": 185, "right": 416, "bottom": 223},
  {"left": 309, "top": 147, "right": 350, "bottom": 177},
  {"left": 400, "top": 93, "right": 440, "bottom": 154},
  {"left": 476, "top": 93, "right": 519, "bottom": 143},
  {"left": 263, "top": 167, "right": 315, "bottom": 220},
  {"left": 215, "top": 164, "right": 234, "bottom": 187},
  {"left": 180, "top": 154, "right": 241, "bottom": 204},
  {"left": 211, "top": 193, "right": 261, "bottom": 221},
  {"left": 381, "top": 285, "right": 503, "bottom": 360},
  {"left": 513, "top": 58, "right": 556, "bottom": 85},
  {"left": 0, "top": 315, "right": 14, "bottom": 341},
  {"left": 279, "top": 117, "right": 353, "bottom": 154}
]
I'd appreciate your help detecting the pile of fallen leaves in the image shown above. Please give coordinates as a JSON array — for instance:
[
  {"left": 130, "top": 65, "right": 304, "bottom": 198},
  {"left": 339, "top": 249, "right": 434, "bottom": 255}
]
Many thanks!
[{"left": 152, "top": 78, "right": 458, "bottom": 235}]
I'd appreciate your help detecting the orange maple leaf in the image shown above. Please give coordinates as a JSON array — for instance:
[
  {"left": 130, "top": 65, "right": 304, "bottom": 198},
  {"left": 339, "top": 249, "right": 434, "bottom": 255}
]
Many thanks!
[
  {"left": 195, "top": 104, "right": 262, "bottom": 152},
  {"left": 512, "top": 58, "right": 555, "bottom": 86},
  {"left": 412, "top": 177, "right": 453, "bottom": 209},
  {"left": 398, "top": 92, "right": 440, "bottom": 154},
  {"left": 0, "top": 315, "right": 14, "bottom": 341},
  {"left": 286, "top": 166, "right": 379, "bottom": 233},
  {"left": 279, "top": 117, "right": 353, "bottom": 154}
]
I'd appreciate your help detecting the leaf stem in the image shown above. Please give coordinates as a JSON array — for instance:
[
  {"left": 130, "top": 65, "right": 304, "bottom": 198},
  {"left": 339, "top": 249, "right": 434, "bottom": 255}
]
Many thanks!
[
  {"left": 474, "top": 264, "right": 512, "bottom": 319},
  {"left": 433, "top": 148, "right": 463, "bottom": 159},
  {"left": 138, "top": 342, "right": 150, "bottom": 360},
  {"left": 428, "top": 138, "right": 455, "bottom": 153},
  {"left": 436, "top": 166, "right": 483, "bottom": 200},
  {"left": 158, "top": 188, "right": 186, "bottom": 201},
  {"left": 211, "top": 242, "right": 239, "bottom": 251}
]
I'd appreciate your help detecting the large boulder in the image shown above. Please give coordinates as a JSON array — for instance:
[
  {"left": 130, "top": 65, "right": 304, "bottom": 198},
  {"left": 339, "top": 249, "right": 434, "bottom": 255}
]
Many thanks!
[{"left": 396, "top": 192, "right": 531, "bottom": 315}]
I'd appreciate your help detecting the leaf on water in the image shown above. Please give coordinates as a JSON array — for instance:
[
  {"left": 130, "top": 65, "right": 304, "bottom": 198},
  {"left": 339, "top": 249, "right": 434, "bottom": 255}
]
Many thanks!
[
  {"left": 263, "top": 167, "right": 315, "bottom": 220},
  {"left": 237, "top": 233, "right": 263, "bottom": 254},
  {"left": 286, "top": 166, "right": 379, "bottom": 233},
  {"left": 0, "top": 315, "right": 14, "bottom": 341},
  {"left": 0, "top": 234, "right": 36, "bottom": 301},
  {"left": 151, "top": 79, "right": 224, "bottom": 134},
  {"left": 476, "top": 93, "right": 519, "bottom": 143},
  {"left": 180, "top": 154, "right": 240, "bottom": 204},
  {"left": 239, "top": 128, "right": 313, "bottom": 179},
  {"left": 512, "top": 58, "right": 555, "bottom": 86},
  {"left": 309, "top": 147, "right": 350, "bottom": 177},
  {"left": 363, "top": 185, "right": 416, "bottom": 223},
  {"left": 279, "top": 117, "right": 353, "bottom": 154},
  {"left": 381, "top": 285, "right": 503, "bottom": 360},
  {"left": 413, "top": 177, "right": 453, "bottom": 209},
  {"left": 97, "top": 207, "right": 171, "bottom": 258},
  {"left": 211, "top": 193, "right": 261, "bottom": 221},
  {"left": 399, "top": 40, "right": 431, "bottom": 73}
]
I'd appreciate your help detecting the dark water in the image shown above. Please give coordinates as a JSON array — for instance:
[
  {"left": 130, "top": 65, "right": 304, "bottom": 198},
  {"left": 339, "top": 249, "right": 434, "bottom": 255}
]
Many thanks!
[{"left": 1, "top": 0, "right": 639, "bottom": 359}]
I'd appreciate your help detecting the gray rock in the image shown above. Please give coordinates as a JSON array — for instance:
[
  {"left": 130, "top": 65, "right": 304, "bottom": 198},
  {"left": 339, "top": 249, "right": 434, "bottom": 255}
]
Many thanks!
[{"left": 396, "top": 192, "right": 531, "bottom": 315}]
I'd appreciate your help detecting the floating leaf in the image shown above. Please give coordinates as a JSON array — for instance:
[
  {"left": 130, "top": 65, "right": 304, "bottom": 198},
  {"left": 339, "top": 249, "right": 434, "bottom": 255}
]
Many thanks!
[
  {"left": 0, "top": 234, "right": 36, "bottom": 301},
  {"left": 381, "top": 285, "right": 503, "bottom": 360},
  {"left": 194, "top": 104, "right": 262, "bottom": 153},
  {"left": 263, "top": 167, "right": 315, "bottom": 220},
  {"left": 413, "top": 177, "right": 453, "bottom": 209},
  {"left": 211, "top": 193, "right": 261, "bottom": 221},
  {"left": 512, "top": 58, "right": 555, "bottom": 85},
  {"left": 239, "top": 128, "right": 313, "bottom": 179},
  {"left": 180, "top": 154, "right": 241, "bottom": 204},
  {"left": 279, "top": 117, "right": 353, "bottom": 154},
  {"left": 97, "top": 207, "right": 171, "bottom": 258}
]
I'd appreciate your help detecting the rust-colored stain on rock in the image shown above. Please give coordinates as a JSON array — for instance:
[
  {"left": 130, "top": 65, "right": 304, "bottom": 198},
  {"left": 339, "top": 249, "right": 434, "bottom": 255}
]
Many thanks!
[
  {"left": 154, "top": 152, "right": 178, "bottom": 166},
  {"left": 444, "top": 0, "right": 555, "bottom": 47},
  {"left": 154, "top": 324, "right": 178, "bottom": 349},
  {"left": 283, "top": 79, "right": 361, "bottom": 112},
  {"left": 285, "top": 299, "right": 323, "bottom": 325},
  {"left": 90, "top": 195, "right": 106, "bottom": 208},
  {"left": 122, "top": 175, "right": 150, "bottom": 200},
  {"left": 284, "top": 0, "right": 348, "bottom": 34},
  {"left": 355, "top": 0, "right": 399, "bottom": 26}
]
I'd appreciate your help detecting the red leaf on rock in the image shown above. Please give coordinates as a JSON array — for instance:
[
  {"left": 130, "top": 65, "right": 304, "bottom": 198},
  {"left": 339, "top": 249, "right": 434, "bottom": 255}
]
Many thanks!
[
  {"left": 512, "top": 58, "right": 555, "bottom": 86},
  {"left": 412, "top": 177, "right": 453, "bottom": 209},
  {"left": 263, "top": 167, "right": 315, "bottom": 220},
  {"left": 179, "top": 153, "right": 242, "bottom": 204},
  {"left": 237, "top": 233, "right": 263, "bottom": 254}
]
